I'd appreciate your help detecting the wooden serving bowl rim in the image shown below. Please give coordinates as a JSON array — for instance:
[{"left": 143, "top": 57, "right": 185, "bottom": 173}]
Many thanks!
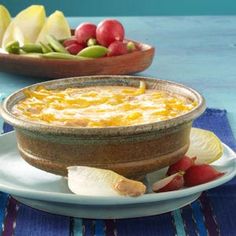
[
  {"left": 0, "top": 39, "right": 153, "bottom": 64},
  {"left": 0, "top": 39, "right": 155, "bottom": 78}
]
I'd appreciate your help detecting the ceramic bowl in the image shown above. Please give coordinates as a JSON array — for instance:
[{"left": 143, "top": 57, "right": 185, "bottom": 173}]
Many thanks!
[{"left": 0, "top": 76, "right": 206, "bottom": 178}]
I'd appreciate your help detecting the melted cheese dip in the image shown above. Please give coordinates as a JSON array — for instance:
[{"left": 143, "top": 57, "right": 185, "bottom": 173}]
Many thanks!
[{"left": 12, "top": 82, "right": 197, "bottom": 127}]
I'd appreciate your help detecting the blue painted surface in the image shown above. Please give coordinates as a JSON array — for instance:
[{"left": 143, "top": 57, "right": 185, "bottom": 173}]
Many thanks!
[
  {"left": 1, "top": 0, "right": 236, "bottom": 16},
  {"left": 0, "top": 16, "right": 235, "bottom": 136}
]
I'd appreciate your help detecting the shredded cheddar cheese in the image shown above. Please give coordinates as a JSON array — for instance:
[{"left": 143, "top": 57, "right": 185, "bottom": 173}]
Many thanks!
[{"left": 12, "top": 82, "right": 197, "bottom": 127}]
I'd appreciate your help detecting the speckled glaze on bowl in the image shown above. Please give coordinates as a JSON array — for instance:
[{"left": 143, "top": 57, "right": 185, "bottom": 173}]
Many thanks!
[{"left": 0, "top": 76, "right": 205, "bottom": 178}]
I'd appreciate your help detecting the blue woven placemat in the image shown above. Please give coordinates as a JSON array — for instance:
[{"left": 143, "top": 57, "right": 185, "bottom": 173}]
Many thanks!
[{"left": 0, "top": 108, "right": 236, "bottom": 236}]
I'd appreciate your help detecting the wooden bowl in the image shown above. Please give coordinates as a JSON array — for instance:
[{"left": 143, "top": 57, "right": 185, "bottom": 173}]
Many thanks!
[
  {"left": 0, "top": 41, "right": 154, "bottom": 78},
  {"left": 0, "top": 76, "right": 206, "bottom": 178}
]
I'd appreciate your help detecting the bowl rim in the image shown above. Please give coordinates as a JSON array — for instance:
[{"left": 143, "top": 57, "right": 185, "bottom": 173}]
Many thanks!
[
  {"left": 0, "top": 39, "right": 153, "bottom": 63},
  {"left": 0, "top": 75, "right": 206, "bottom": 136}
]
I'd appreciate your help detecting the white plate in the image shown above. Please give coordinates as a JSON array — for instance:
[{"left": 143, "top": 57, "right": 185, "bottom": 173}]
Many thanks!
[{"left": 0, "top": 131, "right": 235, "bottom": 219}]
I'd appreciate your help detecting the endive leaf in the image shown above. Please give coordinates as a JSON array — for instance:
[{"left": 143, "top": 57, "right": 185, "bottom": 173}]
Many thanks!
[
  {"left": 36, "top": 10, "right": 71, "bottom": 44},
  {"left": 2, "top": 5, "right": 46, "bottom": 48},
  {"left": 0, "top": 5, "right": 11, "bottom": 45},
  {"left": 67, "top": 166, "right": 146, "bottom": 197}
]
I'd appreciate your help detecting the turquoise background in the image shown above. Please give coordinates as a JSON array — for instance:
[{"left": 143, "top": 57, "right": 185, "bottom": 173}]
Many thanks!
[{"left": 1, "top": 0, "right": 236, "bottom": 16}]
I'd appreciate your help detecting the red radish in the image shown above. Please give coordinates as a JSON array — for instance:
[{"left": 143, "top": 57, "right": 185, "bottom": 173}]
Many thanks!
[
  {"left": 152, "top": 172, "right": 184, "bottom": 192},
  {"left": 184, "top": 164, "right": 224, "bottom": 187},
  {"left": 167, "top": 156, "right": 196, "bottom": 176},
  {"left": 66, "top": 43, "right": 84, "bottom": 55},
  {"left": 75, "top": 22, "right": 97, "bottom": 44},
  {"left": 107, "top": 41, "right": 128, "bottom": 56},
  {"left": 63, "top": 37, "right": 79, "bottom": 47},
  {"left": 96, "top": 19, "right": 125, "bottom": 47}
]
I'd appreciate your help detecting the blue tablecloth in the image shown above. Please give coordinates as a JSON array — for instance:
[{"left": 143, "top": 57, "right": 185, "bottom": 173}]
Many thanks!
[{"left": 0, "top": 108, "right": 236, "bottom": 236}]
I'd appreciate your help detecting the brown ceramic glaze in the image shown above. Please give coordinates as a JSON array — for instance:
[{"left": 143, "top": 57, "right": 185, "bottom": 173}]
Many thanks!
[
  {"left": 0, "top": 76, "right": 206, "bottom": 178},
  {"left": 0, "top": 41, "right": 154, "bottom": 78}
]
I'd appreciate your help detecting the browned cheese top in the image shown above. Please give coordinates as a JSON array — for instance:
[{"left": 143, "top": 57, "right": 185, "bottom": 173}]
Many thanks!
[{"left": 12, "top": 82, "right": 197, "bottom": 127}]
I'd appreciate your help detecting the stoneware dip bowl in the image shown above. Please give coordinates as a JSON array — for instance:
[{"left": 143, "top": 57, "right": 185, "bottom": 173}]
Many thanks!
[{"left": 0, "top": 76, "right": 205, "bottom": 178}]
